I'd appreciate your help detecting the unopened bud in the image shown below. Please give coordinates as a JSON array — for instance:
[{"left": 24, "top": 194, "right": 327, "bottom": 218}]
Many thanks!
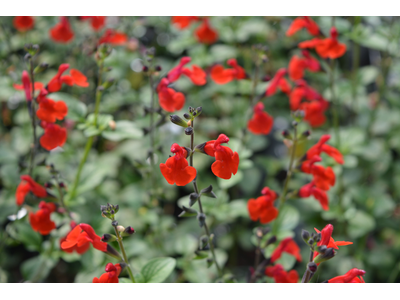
[
  {"left": 200, "top": 235, "right": 209, "bottom": 249},
  {"left": 155, "top": 65, "right": 162, "bottom": 71},
  {"left": 170, "top": 115, "right": 188, "bottom": 128},
  {"left": 302, "top": 130, "right": 311, "bottom": 137},
  {"left": 122, "top": 226, "right": 135, "bottom": 236},
  {"left": 308, "top": 262, "right": 317, "bottom": 273},
  {"left": 108, "top": 120, "right": 116, "bottom": 130},
  {"left": 196, "top": 107, "right": 202, "bottom": 116},
  {"left": 101, "top": 233, "right": 117, "bottom": 242},
  {"left": 142, "top": 65, "right": 149, "bottom": 72},
  {"left": 185, "top": 127, "right": 193, "bottom": 136},
  {"left": 111, "top": 220, "right": 118, "bottom": 226},
  {"left": 59, "top": 182, "right": 65, "bottom": 188},
  {"left": 44, "top": 182, "right": 52, "bottom": 188},
  {"left": 24, "top": 53, "right": 32, "bottom": 60},
  {"left": 116, "top": 225, "right": 125, "bottom": 232},
  {"left": 266, "top": 235, "right": 277, "bottom": 246},
  {"left": 314, "top": 248, "right": 336, "bottom": 264},
  {"left": 183, "top": 113, "right": 191, "bottom": 120},
  {"left": 197, "top": 213, "right": 206, "bottom": 228},
  {"left": 189, "top": 193, "right": 199, "bottom": 206},
  {"left": 102, "top": 78, "right": 115, "bottom": 90},
  {"left": 316, "top": 245, "right": 327, "bottom": 254},
  {"left": 34, "top": 62, "right": 49, "bottom": 74},
  {"left": 188, "top": 106, "right": 194, "bottom": 113},
  {"left": 282, "top": 130, "right": 292, "bottom": 139}
]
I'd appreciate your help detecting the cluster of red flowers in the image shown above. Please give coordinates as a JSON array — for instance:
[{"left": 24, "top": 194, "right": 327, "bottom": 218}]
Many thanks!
[
  {"left": 299, "top": 135, "right": 344, "bottom": 210},
  {"left": 210, "top": 58, "right": 246, "bottom": 84},
  {"left": 93, "top": 263, "right": 122, "bottom": 283},
  {"left": 157, "top": 57, "right": 206, "bottom": 112},
  {"left": 327, "top": 268, "right": 366, "bottom": 283},
  {"left": 247, "top": 187, "right": 278, "bottom": 224},
  {"left": 172, "top": 16, "right": 218, "bottom": 45}
]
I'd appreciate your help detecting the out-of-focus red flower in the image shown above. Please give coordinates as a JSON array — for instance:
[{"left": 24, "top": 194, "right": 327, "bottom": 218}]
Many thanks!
[
  {"left": 210, "top": 58, "right": 246, "bottom": 84},
  {"left": 16, "top": 181, "right": 30, "bottom": 206},
  {"left": 16, "top": 175, "right": 47, "bottom": 206},
  {"left": 171, "top": 16, "right": 200, "bottom": 29},
  {"left": 60, "top": 221, "right": 91, "bottom": 254},
  {"left": 327, "top": 268, "right": 366, "bottom": 283},
  {"left": 299, "top": 181, "right": 329, "bottom": 210},
  {"left": 160, "top": 143, "right": 196, "bottom": 186},
  {"left": 93, "top": 263, "right": 122, "bottom": 283},
  {"left": 40, "top": 122, "right": 67, "bottom": 151},
  {"left": 61, "top": 223, "right": 108, "bottom": 252},
  {"left": 289, "top": 79, "right": 324, "bottom": 110},
  {"left": 247, "top": 187, "right": 278, "bottom": 224},
  {"left": 301, "top": 156, "right": 335, "bottom": 190},
  {"left": 286, "top": 16, "right": 320, "bottom": 37},
  {"left": 47, "top": 64, "right": 89, "bottom": 93},
  {"left": 314, "top": 224, "right": 353, "bottom": 250},
  {"left": 300, "top": 101, "right": 327, "bottom": 127},
  {"left": 271, "top": 237, "right": 302, "bottom": 263},
  {"left": 265, "top": 264, "right": 299, "bottom": 283},
  {"left": 70, "top": 69, "right": 89, "bottom": 87},
  {"left": 80, "top": 16, "right": 106, "bottom": 31},
  {"left": 288, "top": 50, "right": 320, "bottom": 81},
  {"left": 204, "top": 134, "right": 239, "bottom": 179},
  {"left": 13, "top": 16, "right": 34, "bottom": 32},
  {"left": 167, "top": 57, "right": 191, "bottom": 83},
  {"left": 265, "top": 68, "right": 291, "bottom": 97},
  {"left": 182, "top": 65, "right": 207, "bottom": 85},
  {"left": 98, "top": 29, "right": 127, "bottom": 45},
  {"left": 50, "top": 16, "right": 74, "bottom": 43},
  {"left": 195, "top": 18, "right": 218, "bottom": 45},
  {"left": 21, "top": 71, "right": 32, "bottom": 101},
  {"left": 13, "top": 81, "right": 44, "bottom": 97},
  {"left": 307, "top": 134, "right": 344, "bottom": 164},
  {"left": 156, "top": 78, "right": 185, "bottom": 112},
  {"left": 29, "top": 201, "right": 57, "bottom": 235},
  {"left": 36, "top": 98, "right": 68, "bottom": 123},
  {"left": 247, "top": 102, "right": 273, "bottom": 135}
]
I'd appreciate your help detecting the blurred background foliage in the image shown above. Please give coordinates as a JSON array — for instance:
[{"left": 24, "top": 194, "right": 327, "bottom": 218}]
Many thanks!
[{"left": 0, "top": 16, "right": 400, "bottom": 283}]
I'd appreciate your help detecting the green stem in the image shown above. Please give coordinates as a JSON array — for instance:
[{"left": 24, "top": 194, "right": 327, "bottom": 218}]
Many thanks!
[
  {"left": 301, "top": 248, "right": 314, "bottom": 283},
  {"left": 113, "top": 224, "right": 135, "bottom": 283},
  {"left": 149, "top": 73, "right": 156, "bottom": 190},
  {"left": 351, "top": 16, "right": 361, "bottom": 116},
  {"left": 28, "top": 59, "right": 37, "bottom": 177}
]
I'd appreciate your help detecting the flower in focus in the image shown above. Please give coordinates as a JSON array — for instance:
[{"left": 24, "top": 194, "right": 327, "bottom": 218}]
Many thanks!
[
  {"left": 265, "top": 68, "right": 291, "bottom": 97},
  {"left": 327, "top": 268, "right": 366, "bottom": 283},
  {"left": 16, "top": 175, "right": 48, "bottom": 206},
  {"left": 247, "top": 102, "right": 273, "bottom": 135},
  {"left": 13, "top": 16, "right": 34, "bottom": 32},
  {"left": 93, "top": 263, "right": 122, "bottom": 283},
  {"left": 60, "top": 221, "right": 90, "bottom": 254},
  {"left": 171, "top": 16, "right": 200, "bottom": 29},
  {"left": 288, "top": 50, "right": 320, "bottom": 81},
  {"left": 195, "top": 18, "right": 218, "bottom": 44},
  {"left": 314, "top": 224, "right": 353, "bottom": 250},
  {"left": 40, "top": 122, "right": 67, "bottom": 151},
  {"left": 61, "top": 223, "right": 108, "bottom": 252},
  {"left": 271, "top": 237, "right": 302, "bottom": 263},
  {"left": 265, "top": 264, "right": 299, "bottom": 283},
  {"left": 36, "top": 98, "right": 68, "bottom": 123},
  {"left": 80, "top": 16, "right": 106, "bottom": 31},
  {"left": 160, "top": 143, "right": 197, "bottom": 186},
  {"left": 247, "top": 187, "right": 278, "bottom": 224},
  {"left": 156, "top": 78, "right": 185, "bottom": 112},
  {"left": 306, "top": 134, "right": 344, "bottom": 164},
  {"left": 98, "top": 29, "right": 128, "bottom": 46},
  {"left": 29, "top": 201, "right": 57, "bottom": 235},
  {"left": 210, "top": 58, "right": 246, "bottom": 84},
  {"left": 286, "top": 16, "right": 320, "bottom": 37},
  {"left": 50, "top": 16, "right": 74, "bottom": 43}
]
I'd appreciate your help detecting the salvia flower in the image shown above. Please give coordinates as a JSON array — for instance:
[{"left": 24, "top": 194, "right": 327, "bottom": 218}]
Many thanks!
[
  {"left": 93, "top": 263, "right": 122, "bottom": 283},
  {"left": 247, "top": 187, "right": 278, "bottom": 224},
  {"left": 167, "top": 57, "right": 206, "bottom": 86},
  {"left": 210, "top": 58, "right": 246, "bottom": 84},
  {"left": 286, "top": 16, "right": 320, "bottom": 37},
  {"left": 195, "top": 18, "right": 218, "bottom": 44},
  {"left": 60, "top": 221, "right": 90, "bottom": 254},
  {"left": 299, "top": 181, "right": 329, "bottom": 210},
  {"left": 306, "top": 134, "right": 344, "bottom": 164},
  {"left": 327, "top": 268, "right": 366, "bottom": 283},
  {"left": 160, "top": 143, "right": 197, "bottom": 186},
  {"left": 36, "top": 98, "right": 68, "bottom": 123},
  {"left": 47, "top": 64, "right": 89, "bottom": 93},
  {"left": 13, "top": 80, "right": 44, "bottom": 98},
  {"left": 247, "top": 102, "right": 273, "bottom": 135},
  {"left": 314, "top": 224, "right": 353, "bottom": 250},
  {"left": 50, "top": 16, "right": 74, "bottom": 43},
  {"left": 288, "top": 50, "right": 320, "bottom": 81},
  {"left": 265, "top": 68, "right": 291, "bottom": 97},
  {"left": 80, "top": 16, "right": 106, "bottom": 31},
  {"left": 16, "top": 175, "right": 48, "bottom": 206},
  {"left": 40, "top": 122, "right": 67, "bottom": 151},
  {"left": 29, "top": 201, "right": 56, "bottom": 235},
  {"left": 61, "top": 223, "right": 108, "bottom": 253},
  {"left": 156, "top": 78, "right": 185, "bottom": 112},
  {"left": 171, "top": 16, "right": 200, "bottom": 30},
  {"left": 271, "top": 237, "right": 302, "bottom": 263},
  {"left": 98, "top": 29, "right": 128, "bottom": 46},
  {"left": 265, "top": 264, "right": 299, "bottom": 283},
  {"left": 13, "top": 16, "right": 35, "bottom": 32}
]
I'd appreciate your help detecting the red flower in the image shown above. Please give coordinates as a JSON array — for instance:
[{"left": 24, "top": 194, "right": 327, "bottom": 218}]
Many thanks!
[
  {"left": 307, "top": 134, "right": 344, "bottom": 164},
  {"left": 327, "top": 268, "right": 366, "bottom": 283},
  {"left": 156, "top": 78, "right": 185, "bottom": 112},
  {"left": 300, "top": 101, "right": 327, "bottom": 127},
  {"left": 160, "top": 143, "right": 196, "bottom": 186},
  {"left": 301, "top": 156, "right": 335, "bottom": 190},
  {"left": 80, "top": 16, "right": 106, "bottom": 31},
  {"left": 61, "top": 223, "right": 108, "bottom": 252},
  {"left": 210, "top": 58, "right": 246, "bottom": 84},
  {"left": 167, "top": 57, "right": 191, "bottom": 82},
  {"left": 298, "top": 38, "right": 322, "bottom": 50},
  {"left": 286, "top": 16, "right": 320, "bottom": 37},
  {"left": 288, "top": 50, "right": 320, "bottom": 81},
  {"left": 36, "top": 98, "right": 68, "bottom": 123},
  {"left": 13, "top": 16, "right": 34, "bottom": 32},
  {"left": 69, "top": 69, "right": 89, "bottom": 87},
  {"left": 289, "top": 80, "right": 324, "bottom": 110},
  {"left": 16, "top": 181, "right": 30, "bottom": 206},
  {"left": 205, "top": 134, "right": 239, "bottom": 180},
  {"left": 195, "top": 18, "right": 218, "bottom": 44},
  {"left": 13, "top": 81, "right": 44, "bottom": 98},
  {"left": 181, "top": 65, "right": 207, "bottom": 85},
  {"left": 50, "top": 16, "right": 74, "bottom": 43},
  {"left": 299, "top": 181, "right": 329, "bottom": 210},
  {"left": 314, "top": 224, "right": 353, "bottom": 250},
  {"left": 93, "top": 263, "right": 122, "bottom": 283},
  {"left": 47, "top": 64, "right": 89, "bottom": 93},
  {"left": 16, "top": 175, "right": 47, "bottom": 206},
  {"left": 171, "top": 16, "right": 200, "bottom": 30},
  {"left": 271, "top": 237, "right": 302, "bottom": 263},
  {"left": 40, "top": 122, "right": 67, "bottom": 151},
  {"left": 29, "top": 201, "right": 57, "bottom": 235},
  {"left": 247, "top": 102, "right": 273, "bottom": 135},
  {"left": 265, "top": 264, "right": 299, "bottom": 283},
  {"left": 60, "top": 221, "right": 90, "bottom": 254},
  {"left": 265, "top": 68, "right": 291, "bottom": 97},
  {"left": 98, "top": 29, "right": 127, "bottom": 46},
  {"left": 247, "top": 187, "right": 278, "bottom": 224}
]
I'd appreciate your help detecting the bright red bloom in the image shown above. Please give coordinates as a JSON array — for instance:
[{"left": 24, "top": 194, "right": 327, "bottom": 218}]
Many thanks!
[
  {"left": 160, "top": 143, "right": 196, "bottom": 186},
  {"left": 327, "top": 268, "right": 366, "bottom": 283},
  {"left": 40, "top": 122, "right": 67, "bottom": 151},
  {"left": 61, "top": 223, "right": 108, "bottom": 252},
  {"left": 29, "top": 201, "right": 57, "bottom": 235},
  {"left": 16, "top": 181, "right": 30, "bottom": 206},
  {"left": 13, "top": 81, "right": 44, "bottom": 97},
  {"left": 265, "top": 68, "right": 291, "bottom": 97},
  {"left": 47, "top": 64, "right": 89, "bottom": 93},
  {"left": 301, "top": 156, "right": 335, "bottom": 190},
  {"left": 167, "top": 57, "right": 191, "bottom": 82},
  {"left": 307, "top": 134, "right": 344, "bottom": 164},
  {"left": 36, "top": 98, "right": 68, "bottom": 123},
  {"left": 93, "top": 263, "right": 122, "bottom": 283},
  {"left": 300, "top": 101, "right": 327, "bottom": 127},
  {"left": 288, "top": 50, "right": 320, "bottom": 81},
  {"left": 271, "top": 237, "right": 302, "bottom": 263},
  {"left": 265, "top": 264, "right": 299, "bottom": 283},
  {"left": 156, "top": 78, "right": 185, "bottom": 112},
  {"left": 299, "top": 181, "right": 329, "bottom": 210},
  {"left": 60, "top": 221, "right": 90, "bottom": 254},
  {"left": 13, "top": 16, "right": 34, "bottom": 32},
  {"left": 210, "top": 58, "right": 246, "bottom": 84},
  {"left": 195, "top": 18, "right": 218, "bottom": 45},
  {"left": 50, "top": 16, "right": 74, "bottom": 43},
  {"left": 70, "top": 69, "right": 89, "bottom": 87},
  {"left": 80, "top": 16, "right": 106, "bottom": 31},
  {"left": 171, "top": 16, "right": 200, "bottom": 29},
  {"left": 181, "top": 65, "right": 207, "bottom": 85},
  {"left": 247, "top": 102, "right": 273, "bottom": 135},
  {"left": 289, "top": 80, "right": 324, "bottom": 110},
  {"left": 16, "top": 175, "right": 48, "bottom": 206},
  {"left": 21, "top": 71, "right": 32, "bottom": 101},
  {"left": 314, "top": 224, "right": 353, "bottom": 250},
  {"left": 247, "top": 187, "right": 278, "bottom": 224},
  {"left": 98, "top": 29, "right": 127, "bottom": 46},
  {"left": 286, "top": 16, "right": 320, "bottom": 36},
  {"left": 298, "top": 38, "right": 322, "bottom": 50}
]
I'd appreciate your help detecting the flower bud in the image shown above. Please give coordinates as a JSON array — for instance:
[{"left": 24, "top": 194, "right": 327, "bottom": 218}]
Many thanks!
[
  {"left": 200, "top": 185, "right": 216, "bottom": 198},
  {"left": 197, "top": 213, "right": 206, "bottom": 228},
  {"left": 314, "top": 248, "right": 336, "bottom": 264},
  {"left": 142, "top": 65, "right": 149, "bottom": 72},
  {"left": 316, "top": 245, "right": 327, "bottom": 254},
  {"left": 122, "top": 226, "right": 135, "bottom": 237},
  {"left": 170, "top": 115, "right": 188, "bottom": 128},
  {"left": 195, "top": 107, "right": 202, "bottom": 116},
  {"left": 200, "top": 235, "right": 209, "bottom": 249},
  {"left": 266, "top": 235, "right": 277, "bottom": 246},
  {"left": 282, "top": 130, "right": 292, "bottom": 140},
  {"left": 183, "top": 113, "right": 191, "bottom": 120},
  {"left": 34, "top": 62, "right": 49, "bottom": 74},
  {"left": 302, "top": 230, "right": 310, "bottom": 244},
  {"left": 307, "top": 262, "right": 317, "bottom": 273},
  {"left": 102, "top": 78, "right": 115, "bottom": 90},
  {"left": 189, "top": 193, "right": 199, "bottom": 207},
  {"left": 106, "top": 244, "right": 122, "bottom": 260},
  {"left": 302, "top": 130, "right": 311, "bottom": 137},
  {"left": 101, "top": 233, "right": 117, "bottom": 242},
  {"left": 188, "top": 106, "right": 194, "bottom": 113},
  {"left": 185, "top": 127, "right": 193, "bottom": 136},
  {"left": 116, "top": 225, "right": 125, "bottom": 232},
  {"left": 44, "top": 182, "right": 53, "bottom": 188},
  {"left": 111, "top": 220, "right": 118, "bottom": 227},
  {"left": 155, "top": 65, "right": 162, "bottom": 71}
]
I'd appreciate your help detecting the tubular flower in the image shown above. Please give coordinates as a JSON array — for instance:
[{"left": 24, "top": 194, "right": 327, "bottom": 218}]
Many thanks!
[
  {"left": 247, "top": 187, "right": 278, "bottom": 224},
  {"left": 300, "top": 101, "right": 327, "bottom": 127},
  {"left": 160, "top": 143, "right": 197, "bottom": 186},
  {"left": 47, "top": 64, "right": 89, "bottom": 93},
  {"left": 36, "top": 98, "right": 68, "bottom": 123},
  {"left": 265, "top": 264, "right": 299, "bottom": 283},
  {"left": 299, "top": 181, "right": 329, "bottom": 210},
  {"left": 98, "top": 29, "right": 128, "bottom": 46},
  {"left": 288, "top": 50, "right": 320, "bottom": 81},
  {"left": 167, "top": 57, "right": 206, "bottom": 85},
  {"left": 13, "top": 81, "right": 44, "bottom": 99},
  {"left": 306, "top": 134, "right": 344, "bottom": 164},
  {"left": 195, "top": 17, "right": 218, "bottom": 44},
  {"left": 80, "top": 16, "right": 106, "bottom": 31},
  {"left": 40, "top": 122, "right": 67, "bottom": 151},
  {"left": 13, "top": 16, "right": 34, "bottom": 32},
  {"left": 286, "top": 16, "right": 320, "bottom": 36},
  {"left": 60, "top": 221, "right": 90, "bottom": 254},
  {"left": 69, "top": 69, "right": 89, "bottom": 87},
  {"left": 171, "top": 16, "right": 200, "bottom": 29},
  {"left": 93, "top": 263, "right": 122, "bottom": 283},
  {"left": 29, "top": 201, "right": 57, "bottom": 235},
  {"left": 16, "top": 175, "right": 48, "bottom": 206},
  {"left": 314, "top": 224, "right": 353, "bottom": 250},
  {"left": 210, "top": 58, "right": 246, "bottom": 84},
  {"left": 265, "top": 68, "right": 291, "bottom": 97},
  {"left": 156, "top": 78, "right": 185, "bottom": 112},
  {"left": 247, "top": 102, "right": 273, "bottom": 135},
  {"left": 327, "top": 268, "right": 366, "bottom": 283},
  {"left": 167, "top": 57, "right": 192, "bottom": 82},
  {"left": 50, "top": 16, "right": 74, "bottom": 43},
  {"left": 271, "top": 237, "right": 302, "bottom": 263},
  {"left": 301, "top": 156, "right": 335, "bottom": 191},
  {"left": 289, "top": 79, "right": 325, "bottom": 110},
  {"left": 61, "top": 223, "right": 108, "bottom": 252}
]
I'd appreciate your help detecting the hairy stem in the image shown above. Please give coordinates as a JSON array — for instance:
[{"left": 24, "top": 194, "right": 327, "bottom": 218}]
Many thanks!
[{"left": 113, "top": 223, "right": 135, "bottom": 283}]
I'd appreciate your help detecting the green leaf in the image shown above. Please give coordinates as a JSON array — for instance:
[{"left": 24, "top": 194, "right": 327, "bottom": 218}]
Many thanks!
[
  {"left": 140, "top": 257, "right": 176, "bottom": 283},
  {"left": 193, "top": 250, "right": 209, "bottom": 260},
  {"left": 50, "top": 92, "right": 87, "bottom": 121},
  {"left": 21, "top": 255, "right": 57, "bottom": 282},
  {"left": 218, "top": 170, "right": 243, "bottom": 189},
  {"left": 102, "top": 120, "right": 143, "bottom": 141},
  {"left": 348, "top": 211, "right": 376, "bottom": 239},
  {"left": 275, "top": 205, "right": 300, "bottom": 231},
  {"left": 178, "top": 206, "right": 198, "bottom": 218}
]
